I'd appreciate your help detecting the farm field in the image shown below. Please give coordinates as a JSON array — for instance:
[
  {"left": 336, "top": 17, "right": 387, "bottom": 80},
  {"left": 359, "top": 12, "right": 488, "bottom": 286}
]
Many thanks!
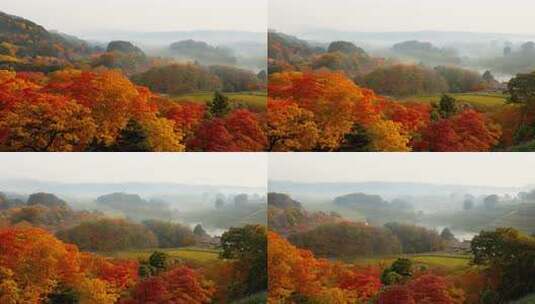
[
  {"left": 103, "top": 247, "right": 220, "bottom": 263},
  {"left": 401, "top": 92, "right": 509, "bottom": 112},
  {"left": 173, "top": 91, "right": 267, "bottom": 112},
  {"left": 352, "top": 253, "right": 471, "bottom": 271}
]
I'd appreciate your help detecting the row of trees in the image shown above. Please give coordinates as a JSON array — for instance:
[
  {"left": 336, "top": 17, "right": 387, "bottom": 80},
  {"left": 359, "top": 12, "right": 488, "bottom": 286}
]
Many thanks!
[
  {"left": 287, "top": 222, "right": 446, "bottom": 258},
  {"left": 132, "top": 63, "right": 264, "bottom": 95},
  {"left": 56, "top": 218, "right": 201, "bottom": 252},
  {"left": 362, "top": 64, "right": 493, "bottom": 97}
]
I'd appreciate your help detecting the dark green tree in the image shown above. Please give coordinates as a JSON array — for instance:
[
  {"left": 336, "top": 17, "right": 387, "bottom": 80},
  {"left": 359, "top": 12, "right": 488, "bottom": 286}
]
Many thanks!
[
  {"left": 220, "top": 225, "right": 267, "bottom": 296},
  {"left": 471, "top": 228, "right": 535, "bottom": 301},
  {"left": 193, "top": 224, "right": 208, "bottom": 237},
  {"left": 440, "top": 228, "right": 456, "bottom": 241},
  {"left": 208, "top": 91, "right": 231, "bottom": 118},
  {"left": 113, "top": 119, "right": 151, "bottom": 152},
  {"left": 438, "top": 94, "right": 458, "bottom": 118},
  {"left": 45, "top": 285, "right": 79, "bottom": 304},
  {"left": 339, "top": 124, "right": 372, "bottom": 152},
  {"left": 149, "top": 251, "right": 169, "bottom": 271},
  {"left": 381, "top": 258, "right": 412, "bottom": 285}
]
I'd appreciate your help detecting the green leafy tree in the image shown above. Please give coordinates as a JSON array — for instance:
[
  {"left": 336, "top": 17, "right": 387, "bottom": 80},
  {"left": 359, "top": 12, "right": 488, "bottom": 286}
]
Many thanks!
[
  {"left": 148, "top": 251, "right": 169, "bottom": 272},
  {"left": 113, "top": 119, "right": 151, "bottom": 152},
  {"left": 208, "top": 91, "right": 231, "bottom": 118},
  {"left": 220, "top": 225, "right": 267, "bottom": 296},
  {"left": 381, "top": 258, "right": 412, "bottom": 285},
  {"left": 471, "top": 228, "right": 535, "bottom": 301},
  {"left": 440, "top": 228, "right": 456, "bottom": 241},
  {"left": 193, "top": 224, "right": 208, "bottom": 237},
  {"left": 438, "top": 94, "right": 458, "bottom": 118}
]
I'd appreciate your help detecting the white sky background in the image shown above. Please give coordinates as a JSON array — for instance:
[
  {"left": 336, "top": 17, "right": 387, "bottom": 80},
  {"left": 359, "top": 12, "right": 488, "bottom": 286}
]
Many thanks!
[
  {"left": 3, "top": 0, "right": 267, "bottom": 34},
  {"left": 0, "top": 153, "right": 267, "bottom": 188},
  {"left": 270, "top": 0, "right": 535, "bottom": 34},
  {"left": 269, "top": 153, "right": 535, "bottom": 187}
]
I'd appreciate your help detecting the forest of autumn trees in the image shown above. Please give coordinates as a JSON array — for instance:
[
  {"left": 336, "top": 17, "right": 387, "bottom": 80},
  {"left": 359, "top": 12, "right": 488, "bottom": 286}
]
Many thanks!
[
  {"left": 0, "top": 69, "right": 267, "bottom": 151},
  {"left": 0, "top": 224, "right": 267, "bottom": 304},
  {"left": 268, "top": 70, "right": 501, "bottom": 151},
  {"left": 267, "top": 32, "right": 535, "bottom": 151},
  {"left": 268, "top": 231, "right": 469, "bottom": 304}
]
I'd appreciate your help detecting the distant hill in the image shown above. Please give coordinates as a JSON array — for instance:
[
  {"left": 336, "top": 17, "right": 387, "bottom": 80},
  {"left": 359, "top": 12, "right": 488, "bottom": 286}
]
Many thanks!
[
  {"left": 168, "top": 39, "right": 237, "bottom": 65},
  {"left": 290, "top": 29, "right": 535, "bottom": 46},
  {"left": 79, "top": 30, "right": 267, "bottom": 46},
  {"left": 269, "top": 180, "right": 523, "bottom": 198},
  {"left": 0, "top": 11, "right": 90, "bottom": 59},
  {"left": 0, "top": 179, "right": 265, "bottom": 197}
]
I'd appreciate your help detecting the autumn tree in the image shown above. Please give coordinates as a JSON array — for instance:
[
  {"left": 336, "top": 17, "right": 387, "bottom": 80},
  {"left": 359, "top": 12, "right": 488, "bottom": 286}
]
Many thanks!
[
  {"left": 267, "top": 99, "right": 319, "bottom": 151},
  {"left": 415, "top": 110, "right": 501, "bottom": 151},
  {"left": 0, "top": 94, "right": 96, "bottom": 151},
  {"left": 269, "top": 71, "right": 381, "bottom": 150},
  {"left": 189, "top": 109, "right": 266, "bottom": 151},
  {"left": 121, "top": 266, "right": 215, "bottom": 304}
]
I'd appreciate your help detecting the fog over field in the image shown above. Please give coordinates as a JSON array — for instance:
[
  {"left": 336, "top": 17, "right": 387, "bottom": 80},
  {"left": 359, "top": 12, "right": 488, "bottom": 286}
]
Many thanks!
[
  {"left": 269, "top": 153, "right": 535, "bottom": 236},
  {"left": 0, "top": 154, "right": 267, "bottom": 226}
]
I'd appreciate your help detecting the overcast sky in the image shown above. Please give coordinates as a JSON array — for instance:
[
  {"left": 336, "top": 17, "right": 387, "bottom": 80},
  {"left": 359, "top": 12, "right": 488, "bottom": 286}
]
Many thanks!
[
  {"left": 270, "top": 0, "right": 535, "bottom": 34},
  {"left": 269, "top": 153, "right": 535, "bottom": 187},
  {"left": 0, "top": 153, "right": 267, "bottom": 188},
  {"left": 3, "top": 0, "right": 267, "bottom": 34}
]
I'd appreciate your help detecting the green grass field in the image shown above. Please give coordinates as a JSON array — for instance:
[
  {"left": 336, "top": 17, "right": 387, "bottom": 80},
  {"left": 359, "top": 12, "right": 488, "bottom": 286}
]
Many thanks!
[
  {"left": 104, "top": 247, "right": 220, "bottom": 263},
  {"left": 352, "top": 253, "right": 471, "bottom": 272},
  {"left": 173, "top": 91, "right": 266, "bottom": 112},
  {"left": 511, "top": 293, "right": 535, "bottom": 304},
  {"left": 401, "top": 92, "right": 508, "bottom": 112}
]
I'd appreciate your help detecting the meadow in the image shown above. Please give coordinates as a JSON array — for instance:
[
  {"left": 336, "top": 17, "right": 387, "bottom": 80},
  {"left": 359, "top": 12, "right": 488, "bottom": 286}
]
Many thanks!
[
  {"left": 173, "top": 91, "right": 267, "bottom": 112},
  {"left": 352, "top": 253, "right": 471, "bottom": 272},
  {"left": 402, "top": 92, "right": 509, "bottom": 112},
  {"left": 103, "top": 247, "right": 220, "bottom": 263}
]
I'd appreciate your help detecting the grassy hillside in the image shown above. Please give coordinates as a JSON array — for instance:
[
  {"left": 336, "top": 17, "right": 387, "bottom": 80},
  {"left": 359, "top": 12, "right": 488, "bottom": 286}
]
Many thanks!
[
  {"left": 352, "top": 253, "right": 471, "bottom": 272},
  {"left": 173, "top": 91, "right": 266, "bottom": 112},
  {"left": 402, "top": 92, "right": 508, "bottom": 112},
  {"left": 104, "top": 247, "right": 219, "bottom": 263}
]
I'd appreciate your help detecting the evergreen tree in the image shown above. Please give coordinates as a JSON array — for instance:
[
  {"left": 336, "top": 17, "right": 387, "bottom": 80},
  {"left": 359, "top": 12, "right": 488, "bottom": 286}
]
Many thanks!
[
  {"left": 438, "top": 94, "right": 458, "bottom": 118},
  {"left": 114, "top": 119, "right": 151, "bottom": 152},
  {"left": 208, "top": 91, "right": 231, "bottom": 118}
]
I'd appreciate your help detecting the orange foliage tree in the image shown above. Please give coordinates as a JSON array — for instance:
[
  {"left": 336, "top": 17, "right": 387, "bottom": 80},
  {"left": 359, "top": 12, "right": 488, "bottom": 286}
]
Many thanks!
[
  {"left": 120, "top": 266, "right": 215, "bottom": 304},
  {"left": 0, "top": 227, "right": 138, "bottom": 303},
  {"left": 415, "top": 109, "right": 501, "bottom": 151},
  {"left": 378, "top": 273, "right": 465, "bottom": 304},
  {"left": 268, "top": 231, "right": 382, "bottom": 303},
  {"left": 188, "top": 109, "right": 266, "bottom": 152},
  {"left": 267, "top": 98, "right": 319, "bottom": 151},
  {"left": 269, "top": 71, "right": 381, "bottom": 150}
]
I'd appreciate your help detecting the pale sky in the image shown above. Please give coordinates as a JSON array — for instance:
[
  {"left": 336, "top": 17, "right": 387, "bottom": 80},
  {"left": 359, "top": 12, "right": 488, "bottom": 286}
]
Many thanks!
[
  {"left": 270, "top": 0, "right": 535, "bottom": 34},
  {"left": 3, "top": 0, "right": 267, "bottom": 34},
  {"left": 269, "top": 153, "right": 535, "bottom": 187},
  {"left": 0, "top": 153, "right": 267, "bottom": 188}
]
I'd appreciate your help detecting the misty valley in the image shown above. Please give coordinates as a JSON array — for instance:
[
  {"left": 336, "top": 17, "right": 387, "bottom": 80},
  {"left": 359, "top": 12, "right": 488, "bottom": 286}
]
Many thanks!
[
  {"left": 268, "top": 30, "right": 535, "bottom": 152},
  {"left": 0, "top": 181, "right": 267, "bottom": 303},
  {"left": 0, "top": 11, "right": 267, "bottom": 152},
  {"left": 268, "top": 181, "right": 535, "bottom": 303}
]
